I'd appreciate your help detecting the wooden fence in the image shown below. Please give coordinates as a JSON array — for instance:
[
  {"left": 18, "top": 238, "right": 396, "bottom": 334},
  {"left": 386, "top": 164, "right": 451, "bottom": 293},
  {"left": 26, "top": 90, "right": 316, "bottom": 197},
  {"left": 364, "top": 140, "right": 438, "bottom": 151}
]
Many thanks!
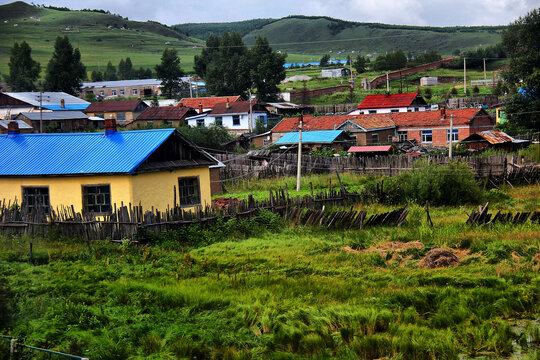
[
  {"left": 215, "top": 153, "right": 538, "bottom": 182},
  {"left": 0, "top": 186, "right": 401, "bottom": 241}
]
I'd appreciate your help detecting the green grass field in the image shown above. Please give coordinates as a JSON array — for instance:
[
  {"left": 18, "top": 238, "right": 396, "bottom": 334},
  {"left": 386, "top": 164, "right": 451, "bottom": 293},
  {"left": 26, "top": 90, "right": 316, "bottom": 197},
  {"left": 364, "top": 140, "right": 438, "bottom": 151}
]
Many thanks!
[{"left": 1, "top": 174, "right": 539, "bottom": 359}]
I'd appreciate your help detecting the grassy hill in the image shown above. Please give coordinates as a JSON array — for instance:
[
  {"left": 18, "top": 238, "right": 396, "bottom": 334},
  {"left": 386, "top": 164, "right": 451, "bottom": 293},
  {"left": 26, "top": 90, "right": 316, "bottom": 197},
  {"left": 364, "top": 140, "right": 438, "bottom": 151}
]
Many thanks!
[
  {"left": 0, "top": 1, "right": 204, "bottom": 79},
  {"left": 175, "top": 15, "right": 504, "bottom": 57}
]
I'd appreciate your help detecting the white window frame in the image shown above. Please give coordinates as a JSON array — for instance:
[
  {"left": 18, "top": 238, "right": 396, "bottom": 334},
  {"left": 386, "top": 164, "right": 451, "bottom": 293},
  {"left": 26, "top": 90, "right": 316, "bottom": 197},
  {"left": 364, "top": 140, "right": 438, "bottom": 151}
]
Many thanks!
[
  {"left": 421, "top": 130, "right": 432, "bottom": 143},
  {"left": 132, "top": 89, "right": 138, "bottom": 96},
  {"left": 447, "top": 129, "right": 459, "bottom": 142}
]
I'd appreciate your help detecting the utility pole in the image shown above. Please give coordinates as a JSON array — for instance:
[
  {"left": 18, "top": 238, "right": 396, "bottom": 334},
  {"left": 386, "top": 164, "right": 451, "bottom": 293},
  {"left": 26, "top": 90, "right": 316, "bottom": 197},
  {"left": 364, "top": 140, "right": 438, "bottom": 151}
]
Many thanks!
[
  {"left": 296, "top": 114, "right": 303, "bottom": 192},
  {"left": 463, "top": 57, "right": 467, "bottom": 96},
  {"left": 189, "top": 76, "right": 193, "bottom": 98},
  {"left": 449, "top": 114, "right": 454, "bottom": 159},
  {"left": 35, "top": 92, "right": 49, "bottom": 133},
  {"left": 248, "top": 89, "right": 253, "bottom": 133}
]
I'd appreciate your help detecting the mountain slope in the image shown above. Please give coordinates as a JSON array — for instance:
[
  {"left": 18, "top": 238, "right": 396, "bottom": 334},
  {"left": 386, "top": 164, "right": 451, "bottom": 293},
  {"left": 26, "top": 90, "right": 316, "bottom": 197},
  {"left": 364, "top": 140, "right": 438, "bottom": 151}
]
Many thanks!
[
  {"left": 175, "top": 15, "right": 504, "bottom": 56},
  {"left": 0, "top": 1, "right": 203, "bottom": 77}
]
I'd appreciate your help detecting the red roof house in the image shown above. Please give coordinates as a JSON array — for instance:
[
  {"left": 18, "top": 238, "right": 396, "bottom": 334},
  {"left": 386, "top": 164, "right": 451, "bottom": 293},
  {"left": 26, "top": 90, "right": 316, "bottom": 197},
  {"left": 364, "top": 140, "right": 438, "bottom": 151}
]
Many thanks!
[
  {"left": 121, "top": 106, "right": 198, "bottom": 129},
  {"left": 349, "top": 92, "right": 428, "bottom": 115},
  {"left": 179, "top": 96, "right": 243, "bottom": 112}
]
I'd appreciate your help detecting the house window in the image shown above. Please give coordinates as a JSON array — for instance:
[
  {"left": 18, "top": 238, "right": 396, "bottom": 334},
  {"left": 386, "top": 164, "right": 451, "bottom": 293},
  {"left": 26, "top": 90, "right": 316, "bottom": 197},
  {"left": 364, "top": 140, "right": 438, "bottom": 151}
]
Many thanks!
[
  {"left": 371, "top": 133, "right": 379, "bottom": 144},
  {"left": 99, "top": 90, "right": 104, "bottom": 96},
  {"left": 196, "top": 119, "right": 204, "bottom": 127},
  {"left": 368, "top": 110, "right": 377, "bottom": 114},
  {"left": 263, "top": 139, "right": 269, "bottom": 147},
  {"left": 146, "top": 121, "right": 154, "bottom": 127},
  {"left": 95, "top": 113, "right": 105, "bottom": 119},
  {"left": 232, "top": 115, "right": 240, "bottom": 126},
  {"left": 116, "top": 113, "right": 126, "bottom": 121},
  {"left": 132, "top": 89, "right": 138, "bottom": 96},
  {"left": 178, "top": 177, "right": 201, "bottom": 207},
  {"left": 120, "top": 90, "right": 125, "bottom": 96},
  {"left": 398, "top": 131, "right": 407, "bottom": 142},
  {"left": 82, "top": 184, "right": 111, "bottom": 214},
  {"left": 215, "top": 116, "right": 223, "bottom": 126},
  {"left": 112, "top": 90, "right": 117, "bottom": 96},
  {"left": 414, "top": 107, "right": 419, "bottom": 112},
  {"left": 390, "top": 109, "right": 399, "bottom": 113},
  {"left": 22, "top": 186, "right": 50, "bottom": 214},
  {"left": 388, "top": 135, "right": 393, "bottom": 143},
  {"left": 447, "top": 129, "right": 459, "bottom": 142},
  {"left": 421, "top": 130, "right": 432, "bottom": 143},
  {"left": 407, "top": 109, "right": 412, "bottom": 112}
]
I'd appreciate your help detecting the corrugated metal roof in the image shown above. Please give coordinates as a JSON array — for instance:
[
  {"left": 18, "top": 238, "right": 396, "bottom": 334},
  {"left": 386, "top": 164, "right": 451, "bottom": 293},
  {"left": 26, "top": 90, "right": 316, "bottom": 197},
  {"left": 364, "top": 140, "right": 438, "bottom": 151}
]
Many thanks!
[
  {"left": 81, "top": 79, "right": 162, "bottom": 88},
  {"left": 0, "top": 120, "right": 33, "bottom": 129},
  {"left": 19, "top": 111, "right": 88, "bottom": 121},
  {"left": 275, "top": 130, "right": 343, "bottom": 144},
  {"left": 85, "top": 100, "right": 147, "bottom": 113},
  {"left": 478, "top": 130, "right": 515, "bottom": 144},
  {"left": 348, "top": 145, "right": 392, "bottom": 152},
  {"left": 4, "top": 92, "right": 89, "bottom": 107},
  {"left": 0, "top": 128, "right": 176, "bottom": 176},
  {"left": 42, "top": 104, "right": 89, "bottom": 111},
  {"left": 357, "top": 93, "right": 420, "bottom": 109}
]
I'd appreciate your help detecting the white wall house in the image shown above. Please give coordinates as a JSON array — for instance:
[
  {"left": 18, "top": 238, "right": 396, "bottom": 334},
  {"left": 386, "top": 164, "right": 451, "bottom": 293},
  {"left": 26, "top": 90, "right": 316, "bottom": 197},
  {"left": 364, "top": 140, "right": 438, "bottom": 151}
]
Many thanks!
[
  {"left": 186, "top": 101, "right": 269, "bottom": 136},
  {"left": 349, "top": 92, "right": 429, "bottom": 115}
]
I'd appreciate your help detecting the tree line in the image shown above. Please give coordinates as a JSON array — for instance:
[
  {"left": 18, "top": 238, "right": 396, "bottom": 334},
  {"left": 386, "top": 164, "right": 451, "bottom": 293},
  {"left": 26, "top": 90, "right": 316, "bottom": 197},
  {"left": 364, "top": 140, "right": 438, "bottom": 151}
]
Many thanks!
[{"left": 91, "top": 59, "right": 154, "bottom": 82}]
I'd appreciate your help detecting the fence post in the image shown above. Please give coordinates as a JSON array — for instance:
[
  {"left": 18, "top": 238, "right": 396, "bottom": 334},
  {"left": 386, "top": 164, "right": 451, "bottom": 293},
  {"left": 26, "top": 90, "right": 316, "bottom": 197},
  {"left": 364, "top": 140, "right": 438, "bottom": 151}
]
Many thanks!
[{"left": 10, "top": 338, "right": 17, "bottom": 359}]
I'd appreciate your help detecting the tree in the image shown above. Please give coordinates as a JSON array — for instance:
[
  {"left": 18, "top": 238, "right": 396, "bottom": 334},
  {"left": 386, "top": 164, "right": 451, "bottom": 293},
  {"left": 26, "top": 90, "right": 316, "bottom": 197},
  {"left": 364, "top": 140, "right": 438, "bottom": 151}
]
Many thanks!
[
  {"left": 151, "top": 94, "right": 159, "bottom": 107},
  {"left": 501, "top": 8, "right": 540, "bottom": 133},
  {"left": 104, "top": 61, "right": 117, "bottom": 81},
  {"left": 118, "top": 57, "right": 133, "bottom": 79},
  {"left": 91, "top": 70, "right": 103, "bottom": 82},
  {"left": 4, "top": 41, "right": 41, "bottom": 91},
  {"left": 319, "top": 54, "right": 330, "bottom": 67},
  {"left": 44, "top": 36, "right": 86, "bottom": 95},
  {"left": 353, "top": 55, "right": 367, "bottom": 74},
  {"left": 248, "top": 36, "right": 286, "bottom": 101},
  {"left": 155, "top": 48, "right": 184, "bottom": 98}
]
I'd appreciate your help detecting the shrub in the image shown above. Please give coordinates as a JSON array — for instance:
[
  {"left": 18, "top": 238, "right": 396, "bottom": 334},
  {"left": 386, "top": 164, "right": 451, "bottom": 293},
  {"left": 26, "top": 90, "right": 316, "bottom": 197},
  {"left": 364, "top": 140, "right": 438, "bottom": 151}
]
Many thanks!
[
  {"left": 375, "top": 161, "right": 483, "bottom": 205},
  {"left": 0, "top": 278, "right": 14, "bottom": 329}
]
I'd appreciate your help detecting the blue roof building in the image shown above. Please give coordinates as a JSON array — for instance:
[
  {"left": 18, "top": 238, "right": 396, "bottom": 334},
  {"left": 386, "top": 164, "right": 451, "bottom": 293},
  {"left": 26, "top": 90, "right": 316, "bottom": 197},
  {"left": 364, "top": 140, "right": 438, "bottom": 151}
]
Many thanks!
[{"left": 274, "top": 130, "right": 354, "bottom": 151}]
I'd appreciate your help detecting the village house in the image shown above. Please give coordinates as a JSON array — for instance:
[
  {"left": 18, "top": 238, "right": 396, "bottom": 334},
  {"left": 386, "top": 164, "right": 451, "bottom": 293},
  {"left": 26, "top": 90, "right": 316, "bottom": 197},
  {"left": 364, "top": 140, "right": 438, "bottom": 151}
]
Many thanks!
[
  {"left": 0, "top": 120, "right": 33, "bottom": 134},
  {"left": 121, "top": 105, "right": 198, "bottom": 129},
  {"left": 349, "top": 92, "right": 429, "bottom": 115},
  {"left": 16, "top": 111, "right": 89, "bottom": 133},
  {"left": 80, "top": 79, "right": 163, "bottom": 99},
  {"left": 84, "top": 100, "right": 148, "bottom": 125},
  {"left": 271, "top": 114, "right": 396, "bottom": 146},
  {"left": 186, "top": 101, "right": 272, "bottom": 136},
  {"left": 263, "top": 102, "right": 312, "bottom": 116},
  {"left": 179, "top": 96, "right": 243, "bottom": 112},
  {"left": 460, "top": 130, "right": 528, "bottom": 152},
  {"left": 391, "top": 108, "right": 495, "bottom": 147},
  {"left": 274, "top": 130, "right": 355, "bottom": 152},
  {"left": 0, "top": 120, "right": 218, "bottom": 213},
  {"left": 0, "top": 92, "right": 89, "bottom": 119}
]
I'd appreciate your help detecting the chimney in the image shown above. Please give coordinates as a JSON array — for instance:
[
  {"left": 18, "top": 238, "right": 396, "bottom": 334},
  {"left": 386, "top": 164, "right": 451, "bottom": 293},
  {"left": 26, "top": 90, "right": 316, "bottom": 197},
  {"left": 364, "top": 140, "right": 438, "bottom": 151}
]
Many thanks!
[
  {"left": 177, "top": 102, "right": 183, "bottom": 107},
  {"left": 226, "top": 98, "right": 230, "bottom": 109},
  {"left": 7, "top": 121, "right": 20, "bottom": 135},
  {"left": 105, "top": 118, "right": 117, "bottom": 135},
  {"left": 198, "top": 102, "right": 203, "bottom": 114},
  {"left": 440, "top": 106, "right": 446, "bottom": 119},
  {"left": 298, "top": 114, "right": 303, "bottom": 128},
  {"left": 60, "top": 99, "right": 65, "bottom": 109}
]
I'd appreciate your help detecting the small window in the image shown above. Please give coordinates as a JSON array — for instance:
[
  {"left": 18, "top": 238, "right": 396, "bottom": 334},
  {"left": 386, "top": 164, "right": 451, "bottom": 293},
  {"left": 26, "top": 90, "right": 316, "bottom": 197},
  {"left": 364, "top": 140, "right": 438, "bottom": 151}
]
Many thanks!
[
  {"left": 112, "top": 90, "right": 117, "bottom": 96},
  {"left": 120, "top": 89, "right": 125, "bottom": 96},
  {"left": 232, "top": 115, "right": 240, "bottom": 126},
  {"left": 215, "top": 116, "right": 223, "bottom": 126},
  {"left": 388, "top": 135, "right": 393, "bottom": 143},
  {"left": 146, "top": 121, "right": 153, "bottom": 127},
  {"left": 22, "top": 186, "right": 50, "bottom": 214},
  {"left": 263, "top": 139, "right": 269, "bottom": 147},
  {"left": 116, "top": 112, "right": 126, "bottom": 121},
  {"left": 178, "top": 177, "right": 201, "bottom": 207},
  {"left": 447, "top": 129, "right": 459, "bottom": 142},
  {"left": 421, "top": 130, "right": 432, "bottom": 143},
  {"left": 82, "top": 184, "right": 111, "bottom": 214},
  {"left": 196, "top": 119, "right": 204, "bottom": 127},
  {"left": 99, "top": 90, "right": 104, "bottom": 96},
  {"left": 132, "top": 89, "right": 138, "bottom": 96},
  {"left": 95, "top": 113, "right": 105, "bottom": 119},
  {"left": 368, "top": 110, "right": 377, "bottom": 114},
  {"left": 390, "top": 109, "right": 399, "bottom": 113},
  {"left": 398, "top": 131, "right": 407, "bottom": 142},
  {"left": 414, "top": 107, "right": 419, "bottom": 112},
  {"left": 371, "top": 133, "right": 379, "bottom": 144},
  {"left": 407, "top": 109, "right": 412, "bottom": 112}
]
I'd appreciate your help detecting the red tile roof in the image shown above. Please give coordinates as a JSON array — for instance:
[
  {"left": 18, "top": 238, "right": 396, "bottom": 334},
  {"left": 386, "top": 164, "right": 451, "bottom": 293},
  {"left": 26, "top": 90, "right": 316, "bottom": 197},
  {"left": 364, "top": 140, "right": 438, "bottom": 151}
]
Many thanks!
[
  {"left": 273, "top": 114, "right": 395, "bottom": 133},
  {"left": 85, "top": 100, "right": 146, "bottom": 113},
  {"left": 179, "top": 96, "right": 242, "bottom": 109},
  {"left": 209, "top": 101, "right": 262, "bottom": 115},
  {"left": 137, "top": 106, "right": 196, "bottom": 121},
  {"left": 391, "top": 109, "right": 485, "bottom": 127},
  {"left": 357, "top": 92, "right": 420, "bottom": 109}
]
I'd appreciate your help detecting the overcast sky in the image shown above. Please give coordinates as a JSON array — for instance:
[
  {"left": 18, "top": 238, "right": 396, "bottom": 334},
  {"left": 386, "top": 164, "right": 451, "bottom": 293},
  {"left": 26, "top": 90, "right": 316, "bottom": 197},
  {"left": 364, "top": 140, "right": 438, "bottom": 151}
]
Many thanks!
[{"left": 2, "top": 0, "right": 537, "bottom": 26}]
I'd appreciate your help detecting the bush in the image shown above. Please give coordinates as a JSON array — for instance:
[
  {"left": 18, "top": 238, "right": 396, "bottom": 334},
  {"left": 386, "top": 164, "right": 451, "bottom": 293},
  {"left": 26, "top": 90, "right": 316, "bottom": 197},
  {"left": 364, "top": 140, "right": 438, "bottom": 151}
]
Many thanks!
[
  {"left": 374, "top": 161, "right": 483, "bottom": 206},
  {"left": 0, "top": 277, "right": 14, "bottom": 329}
]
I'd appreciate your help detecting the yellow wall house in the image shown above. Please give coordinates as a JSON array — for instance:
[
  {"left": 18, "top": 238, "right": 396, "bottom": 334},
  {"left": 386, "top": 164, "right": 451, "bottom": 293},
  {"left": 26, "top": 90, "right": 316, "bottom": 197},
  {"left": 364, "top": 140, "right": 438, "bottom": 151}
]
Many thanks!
[{"left": 0, "top": 120, "right": 218, "bottom": 215}]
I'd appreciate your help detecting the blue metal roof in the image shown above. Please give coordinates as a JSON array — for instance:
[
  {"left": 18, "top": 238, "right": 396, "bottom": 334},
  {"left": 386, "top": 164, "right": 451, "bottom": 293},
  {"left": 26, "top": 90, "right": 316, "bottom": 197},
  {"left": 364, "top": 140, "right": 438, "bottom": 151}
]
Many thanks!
[
  {"left": 42, "top": 104, "right": 89, "bottom": 111},
  {"left": 275, "top": 130, "right": 344, "bottom": 144},
  {"left": 0, "top": 128, "right": 176, "bottom": 176}
]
